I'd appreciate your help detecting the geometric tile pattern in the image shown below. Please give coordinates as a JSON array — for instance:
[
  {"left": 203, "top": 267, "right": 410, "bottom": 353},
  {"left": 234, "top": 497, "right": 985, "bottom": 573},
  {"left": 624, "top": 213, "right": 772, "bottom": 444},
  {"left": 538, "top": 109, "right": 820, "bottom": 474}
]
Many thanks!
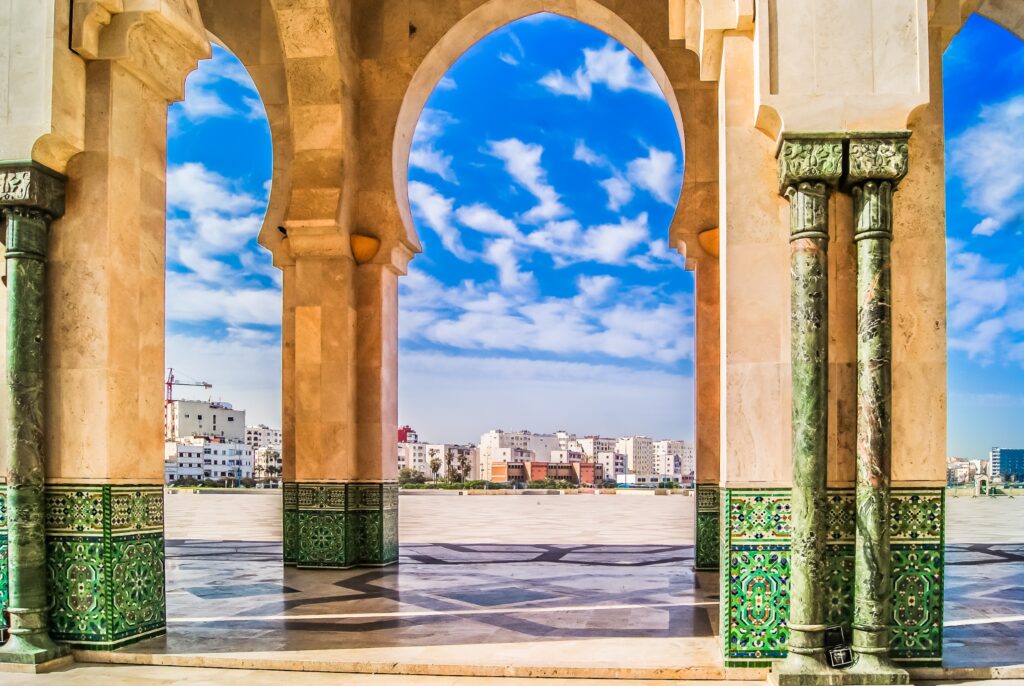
[
  {"left": 695, "top": 483, "right": 719, "bottom": 570},
  {"left": 285, "top": 481, "right": 399, "bottom": 569},
  {"left": 44, "top": 484, "right": 166, "bottom": 650},
  {"left": 718, "top": 486, "right": 944, "bottom": 667},
  {"left": 0, "top": 482, "right": 7, "bottom": 619},
  {"left": 889, "top": 488, "right": 945, "bottom": 665}
]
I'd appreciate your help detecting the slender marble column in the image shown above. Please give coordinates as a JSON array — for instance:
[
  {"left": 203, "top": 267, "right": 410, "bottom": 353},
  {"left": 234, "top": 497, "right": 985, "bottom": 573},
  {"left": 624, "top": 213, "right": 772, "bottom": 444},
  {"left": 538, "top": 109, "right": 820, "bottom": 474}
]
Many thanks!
[
  {"left": 0, "top": 162, "right": 67, "bottom": 665},
  {"left": 776, "top": 138, "right": 842, "bottom": 681},
  {"left": 847, "top": 136, "right": 910, "bottom": 681}
]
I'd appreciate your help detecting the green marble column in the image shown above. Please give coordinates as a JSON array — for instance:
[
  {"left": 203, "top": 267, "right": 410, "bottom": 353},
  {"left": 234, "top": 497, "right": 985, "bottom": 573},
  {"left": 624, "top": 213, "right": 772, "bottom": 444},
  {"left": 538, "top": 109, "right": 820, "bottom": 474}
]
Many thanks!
[
  {"left": 847, "top": 136, "right": 910, "bottom": 682},
  {"left": 775, "top": 138, "right": 842, "bottom": 683},
  {"left": 0, "top": 162, "right": 67, "bottom": 665}
]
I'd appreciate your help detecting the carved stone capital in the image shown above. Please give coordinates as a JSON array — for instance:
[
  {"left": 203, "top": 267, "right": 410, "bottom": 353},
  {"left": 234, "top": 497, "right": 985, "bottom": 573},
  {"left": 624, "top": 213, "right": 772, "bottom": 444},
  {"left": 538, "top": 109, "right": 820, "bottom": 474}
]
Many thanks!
[
  {"left": 777, "top": 137, "right": 844, "bottom": 194},
  {"left": 70, "top": 0, "right": 210, "bottom": 102},
  {"left": 0, "top": 162, "right": 67, "bottom": 219},
  {"left": 847, "top": 134, "right": 910, "bottom": 186}
]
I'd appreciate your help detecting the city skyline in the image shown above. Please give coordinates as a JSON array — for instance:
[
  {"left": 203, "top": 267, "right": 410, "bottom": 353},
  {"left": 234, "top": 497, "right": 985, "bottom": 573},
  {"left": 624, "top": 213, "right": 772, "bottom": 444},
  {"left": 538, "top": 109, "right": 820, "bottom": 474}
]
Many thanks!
[{"left": 164, "top": 14, "right": 1024, "bottom": 461}]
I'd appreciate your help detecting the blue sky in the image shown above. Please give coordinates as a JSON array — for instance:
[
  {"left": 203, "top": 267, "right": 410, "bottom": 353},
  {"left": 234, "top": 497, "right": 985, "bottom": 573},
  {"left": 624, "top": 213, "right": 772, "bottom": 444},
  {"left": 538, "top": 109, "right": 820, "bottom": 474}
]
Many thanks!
[{"left": 167, "top": 13, "right": 1021, "bottom": 457}]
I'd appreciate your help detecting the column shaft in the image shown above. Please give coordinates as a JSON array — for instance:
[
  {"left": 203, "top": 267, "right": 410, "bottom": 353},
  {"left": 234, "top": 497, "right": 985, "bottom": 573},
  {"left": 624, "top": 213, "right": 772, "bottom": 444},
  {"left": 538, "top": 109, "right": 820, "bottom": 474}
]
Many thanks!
[
  {"left": 848, "top": 135, "right": 909, "bottom": 681},
  {"left": 0, "top": 163, "right": 67, "bottom": 665},
  {"left": 786, "top": 182, "right": 830, "bottom": 662}
]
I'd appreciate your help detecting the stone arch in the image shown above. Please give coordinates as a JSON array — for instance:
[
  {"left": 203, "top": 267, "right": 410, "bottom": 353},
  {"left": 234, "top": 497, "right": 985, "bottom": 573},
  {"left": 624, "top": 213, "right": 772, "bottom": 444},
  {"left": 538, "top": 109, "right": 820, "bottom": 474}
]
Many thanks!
[
  {"left": 975, "top": 0, "right": 1024, "bottom": 41},
  {"left": 355, "top": 0, "right": 718, "bottom": 264}
]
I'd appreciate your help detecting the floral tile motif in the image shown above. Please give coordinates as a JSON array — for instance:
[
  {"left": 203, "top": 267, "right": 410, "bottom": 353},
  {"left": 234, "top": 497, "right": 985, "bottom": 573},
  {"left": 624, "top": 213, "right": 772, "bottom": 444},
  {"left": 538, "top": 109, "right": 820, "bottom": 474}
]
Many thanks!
[
  {"left": 290, "top": 481, "right": 399, "bottom": 569},
  {"left": 45, "top": 484, "right": 166, "bottom": 650},
  {"left": 695, "top": 484, "right": 720, "bottom": 570},
  {"left": 719, "top": 487, "right": 943, "bottom": 665},
  {"left": 0, "top": 484, "right": 6, "bottom": 618}
]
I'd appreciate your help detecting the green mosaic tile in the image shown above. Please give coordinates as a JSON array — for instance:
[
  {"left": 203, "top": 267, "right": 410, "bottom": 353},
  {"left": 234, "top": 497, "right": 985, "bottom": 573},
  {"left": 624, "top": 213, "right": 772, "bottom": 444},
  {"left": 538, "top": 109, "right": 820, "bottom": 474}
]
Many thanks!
[
  {"left": 291, "top": 482, "right": 399, "bottom": 569},
  {"left": 0, "top": 483, "right": 7, "bottom": 618},
  {"left": 718, "top": 486, "right": 943, "bottom": 666},
  {"left": 891, "top": 543, "right": 944, "bottom": 660},
  {"left": 695, "top": 484, "right": 720, "bottom": 570},
  {"left": 282, "top": 482, "right": 298, "bottom": 565},
  {"left": 45, "top": 484, "right": 166, "bottom": 649},
  {"left": 297, "top": 511, "right": 348, "bottom": 567}
]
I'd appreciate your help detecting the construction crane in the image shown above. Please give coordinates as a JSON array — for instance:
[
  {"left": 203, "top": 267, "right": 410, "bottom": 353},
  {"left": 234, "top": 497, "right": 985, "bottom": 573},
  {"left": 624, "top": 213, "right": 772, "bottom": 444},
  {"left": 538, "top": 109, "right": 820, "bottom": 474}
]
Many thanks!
[{"left": 165, "top": 368, "right": 212, "bottom": 440}]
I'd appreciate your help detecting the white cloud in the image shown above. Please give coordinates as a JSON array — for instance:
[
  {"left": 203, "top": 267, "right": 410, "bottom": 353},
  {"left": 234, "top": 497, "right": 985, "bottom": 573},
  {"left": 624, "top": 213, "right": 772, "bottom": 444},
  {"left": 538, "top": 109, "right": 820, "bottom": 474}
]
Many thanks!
[
  {"left": 499, "top": 53, "right": 519, "bottom": 66},
  {"left": 174, "top": 47, "right": 262, "bottom": 124},
  {"left": 484, "top": 238, "right": 535, "bottom": 292},
  {"left": 400, "top": 268, "right": 693, "bottom": 366},
  {"left": 946, "top": 240, "right": 1024, "bottom": 362},
  {"left": 408, "top": 181, "right": 471, "bottom": 259},
  {"left": 166, "top": 271, "right": 281, "bottom": 327},
  {"left": 573, "top": 140, "right": 607, "bottom": 167},
  {"left": 409, "top": 145, "right": 457, "bottom": 183},
  {"left": 539, "top": 41, "right": 661, "bottom": 101},
  {"left": 399, "top": 351, "right": 693, "bottom": 444},
  {"left": 488, "top": 138, "right": 569, "bottom": 222},
  {"left": 168, "top": 163, "right": 260, "bottom": 216},
  {"left": 627, "top": 147, "right": 682, "bottom": 205},
  {"left": 455, "top": 203, "right": 523, "bottom": 238},
  {"left": 525, "top": 214, "right": 651, "bottom": 266},
  {"left": 413, "top": 108, "right": 457, "bottom": 144},
  {"left": 437, "top": 76, "right": 457, "bottom": 90},
  {"left": 631, "top": 239, "right": 686, "bottom": 271},
  {"left": 949, "top": 95, "right": 1024, "bottom": 236},
  {"left": 599, "top": 175, "right": 634, "bottom": 211}
]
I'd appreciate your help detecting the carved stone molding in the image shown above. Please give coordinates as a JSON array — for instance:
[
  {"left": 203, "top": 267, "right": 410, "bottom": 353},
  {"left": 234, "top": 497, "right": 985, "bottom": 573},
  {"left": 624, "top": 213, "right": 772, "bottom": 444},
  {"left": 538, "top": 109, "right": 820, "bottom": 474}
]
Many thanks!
[
  {"left": 847, "top": 134, "right": 911, "bottom": 185},
  {"left": 0, "top": 162, "right": 66, "bottom": 218},
  {"left": 70, "top": 0, "right": 210, "bottom": 102},
  {"left": 777, "top": 137, "right": 844, "bottom": 193}
]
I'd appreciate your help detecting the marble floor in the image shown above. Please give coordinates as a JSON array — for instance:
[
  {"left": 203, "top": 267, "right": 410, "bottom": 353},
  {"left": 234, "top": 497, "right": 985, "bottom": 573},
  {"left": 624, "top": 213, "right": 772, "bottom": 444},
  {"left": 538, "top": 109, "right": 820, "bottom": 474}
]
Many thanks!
[{"left": 89, "top": 492, "right": 1024, "bottom": 675}]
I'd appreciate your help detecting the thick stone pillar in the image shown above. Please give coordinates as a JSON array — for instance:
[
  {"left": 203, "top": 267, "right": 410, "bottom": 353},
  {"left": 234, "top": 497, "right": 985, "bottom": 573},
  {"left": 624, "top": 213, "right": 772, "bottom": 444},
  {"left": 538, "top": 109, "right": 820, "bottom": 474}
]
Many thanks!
[
  {"left": 281, "top": 231, "right": 401, "bottom": 569},
  {"left": 847, "top": 136, "right": 910, "bottom": 682},
  {"left": 0, "top": 163, "right": 67, "bottom": 666},
  {"left": 775, "top": 137, "right": 843, "bottom": 681},
  {"left": 694, "top": 254, "right": 720, "bottom": 571}
]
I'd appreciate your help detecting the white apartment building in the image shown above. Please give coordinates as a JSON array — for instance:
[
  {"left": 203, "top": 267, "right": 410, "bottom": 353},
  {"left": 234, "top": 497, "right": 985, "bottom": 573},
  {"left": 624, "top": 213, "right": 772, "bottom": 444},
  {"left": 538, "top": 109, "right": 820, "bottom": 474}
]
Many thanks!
[
  {"left": 166, "top": 399, "right": 245, "bottom": 442},
  {"left": 479, "top": 430, "right": 559, "bottom": 478},
  {"left": 616, "top": 436, "right": 655, "bottom": 476},
  {"left": 990, "top": 447, "right": 1001, "bottom": 478},
  {"left": 576, "top": 436, "right": 617, "bottom": 459},
  {"left": 550, "top": 449, "right": 584, "bottom": 464},
  {"left": 595, "top": 451, "right": 626, "bottom": 481},
  {"left": 164, "top": 436, "right": 253, "bottom": 483},
  {"left": 399, "top": 441, "right": 479, "bottom": 480},
  {"left": 246, "top": 424, "right": 282, "bottom": 450},
  {"left": 653, "top": 439, "right": 696, "bottom": 479},
  {"left": 254, "top": 445, "right": 283, "bottom": 480}
]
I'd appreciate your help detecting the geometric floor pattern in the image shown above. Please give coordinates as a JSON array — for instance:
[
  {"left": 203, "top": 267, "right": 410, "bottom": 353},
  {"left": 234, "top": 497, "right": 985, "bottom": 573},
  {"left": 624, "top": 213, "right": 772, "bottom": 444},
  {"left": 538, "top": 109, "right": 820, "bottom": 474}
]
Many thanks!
[{"left": 141, "top": 539, "right": 717, "bottom": 654}]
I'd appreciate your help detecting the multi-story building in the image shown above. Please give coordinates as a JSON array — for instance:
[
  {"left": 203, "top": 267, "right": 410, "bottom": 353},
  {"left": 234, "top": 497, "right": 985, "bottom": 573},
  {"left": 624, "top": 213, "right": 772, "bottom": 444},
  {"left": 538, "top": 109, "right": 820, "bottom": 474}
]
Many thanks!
[
  {"left": 490, "top": 460, "right": 603, "bottom": 485},
  {"left": 166, "top": 399, "right": 245, "bottom": 442},
  {"left": 653, "top": 439, "right": 695, "bottom": 480},
  {"left": 576, "top": 436, "right": 617, "bottom": 459},
  {"left": 479, "top": 430, "right": 559, "bottom": 479},
  {"left": 398, "top": 439, "right": 479, "bottom": 480},
  {"left": 164, "top": 436, "right": 253, "bottom": 484},
  {"left": 550, "top": 449, "right": 584, "bottom": 464},
  {"left": 246, "top": 424, "right": 282, "bottom": 450},
  {"left": 254, "top": 445, "right": 283, "bottom": 481},
  {"left": 990, "top": 447, "right": 1024, "bottom": 483},
  {"left": 616, "top": 436, "right": 654, "bottom": 476},
  {"left": 398, "top": 425, "right": 418, "bottom": 443},
  {"left": 595, "top": 451, "right": 626, "bottom": 482},
  {"left": 398, "top": 440, "right": 429, "bottom": 474}
]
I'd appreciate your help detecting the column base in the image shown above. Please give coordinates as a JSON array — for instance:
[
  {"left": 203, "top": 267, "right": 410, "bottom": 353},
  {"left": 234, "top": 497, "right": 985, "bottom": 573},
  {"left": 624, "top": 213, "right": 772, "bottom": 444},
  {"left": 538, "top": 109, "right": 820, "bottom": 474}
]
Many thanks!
[
  {"left": 694, "top": 483, "right": 719, "bottom": 570},
  {"left": 0, "top": 651, "right": 73, "bottom": 673},
  {"left": 769, "top": 658, "right": 909, "bottom": 686},
  {"left": 284, "top": 482, "right": 398, "bottom": 569},
  {"left": 720, "top": 487, "right": 944, "bottom": 667},
  {"left": 45, "top": 484, "right": 166, "bottom": 650}
]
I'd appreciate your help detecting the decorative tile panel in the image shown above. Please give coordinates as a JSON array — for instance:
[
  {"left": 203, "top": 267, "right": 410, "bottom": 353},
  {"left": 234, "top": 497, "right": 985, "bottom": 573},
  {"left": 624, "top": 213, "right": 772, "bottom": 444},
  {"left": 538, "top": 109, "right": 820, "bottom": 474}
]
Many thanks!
[
  {"left": 45, "top": 484, "right": 166, "bottom": 650},
  {"left": 717, "top": 486, "right": 942, "bottom": 667},
  {"left": 695, "top": 483, "right": 719, "bottom": 570},
  {"left": 0, "top": 482, "right": 7, "bottom": 619},
  {"left": 288, "top": 481, "right": 399, "bottom": 569},
  {"left": 282, "top": 482, "right": 298, "bottom": 566}
]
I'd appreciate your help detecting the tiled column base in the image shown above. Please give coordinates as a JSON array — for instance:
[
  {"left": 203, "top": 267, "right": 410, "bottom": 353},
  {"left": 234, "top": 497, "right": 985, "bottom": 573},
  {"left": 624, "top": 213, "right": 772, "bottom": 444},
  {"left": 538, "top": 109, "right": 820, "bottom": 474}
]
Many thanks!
[
  {"left": 44, "top": 484, "right": 166, "bottom": 650},
  {"left": 719, "top": 487, "right": 943, "bottom": 667},
  {"left": 284, "top": 482, "right": 398, "bottom": 569},
  {"left": 695, "top": 483, "right": 719, "bottom": 570},
  {"left": 0, "top": 482, "right": 8, "bottom": 618}
]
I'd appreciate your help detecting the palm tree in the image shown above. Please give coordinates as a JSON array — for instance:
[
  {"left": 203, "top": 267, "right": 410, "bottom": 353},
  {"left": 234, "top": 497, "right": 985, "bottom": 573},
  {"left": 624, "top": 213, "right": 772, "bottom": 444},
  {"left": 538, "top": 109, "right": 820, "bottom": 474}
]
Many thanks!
[
  {"left": 457, "top": 453, "right": 471, "bottom": 482},
  {"left": 428, "top": 450, "right": 441, "bottom": 482},
  {"left": 444, "top": 448, "right": 456, "bottom": 483}
]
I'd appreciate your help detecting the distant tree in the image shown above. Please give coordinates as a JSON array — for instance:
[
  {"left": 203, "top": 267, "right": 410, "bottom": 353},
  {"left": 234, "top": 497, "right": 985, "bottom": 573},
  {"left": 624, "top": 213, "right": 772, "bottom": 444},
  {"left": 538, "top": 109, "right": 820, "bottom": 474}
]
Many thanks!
[
  {"left": 444, "top": 448, "right": 456, "bottom": 483},
  {"left": 399, "top": 467, "right": 427, "bottom": 485},
  {"left": 457, "top": 453, "right": 471, "bottom": 482},
  {"left": 428, "top": 452, "right": 441, "bottom": 482}
]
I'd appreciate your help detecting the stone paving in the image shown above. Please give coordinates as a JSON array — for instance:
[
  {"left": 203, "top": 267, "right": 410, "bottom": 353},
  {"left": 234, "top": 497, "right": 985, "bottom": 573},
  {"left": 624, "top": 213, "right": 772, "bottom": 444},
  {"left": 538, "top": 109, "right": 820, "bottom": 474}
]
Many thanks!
[{"left": 21, "top": 490, "right": 1024, "bottom": 682}]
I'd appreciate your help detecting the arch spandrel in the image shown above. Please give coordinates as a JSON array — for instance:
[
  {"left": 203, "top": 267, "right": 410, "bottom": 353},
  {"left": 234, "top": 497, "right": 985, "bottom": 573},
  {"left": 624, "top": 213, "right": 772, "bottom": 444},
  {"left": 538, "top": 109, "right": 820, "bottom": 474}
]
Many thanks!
[
  {"left": 976, "top": 0, "right": 1024, "bottom": 40},
  {"left": 370, "top": 0, "right": 718, "bottom": 265}
]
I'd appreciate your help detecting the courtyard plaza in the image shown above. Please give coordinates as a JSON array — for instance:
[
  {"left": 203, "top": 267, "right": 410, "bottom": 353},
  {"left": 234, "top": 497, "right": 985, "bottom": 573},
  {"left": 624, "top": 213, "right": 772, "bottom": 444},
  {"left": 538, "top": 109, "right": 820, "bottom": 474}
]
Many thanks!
[{"left": 26, "top": 491, "right": 1024, "bottom": 681}]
